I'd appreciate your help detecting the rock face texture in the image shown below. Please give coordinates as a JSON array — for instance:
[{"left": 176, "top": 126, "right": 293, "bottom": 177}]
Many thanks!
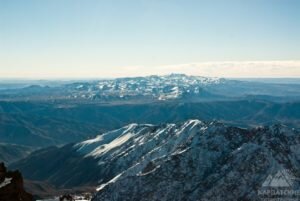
[
  {"left": 0, "top": 162, "right": 33, "bottom": 201},
  {"left": 88, "top": 121, "right": 300, "bottom": 201}
]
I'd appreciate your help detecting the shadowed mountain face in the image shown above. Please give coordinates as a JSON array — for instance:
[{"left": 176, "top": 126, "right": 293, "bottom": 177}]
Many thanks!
[
  {"left": 0, "top": 143, "right": 33, "bottom": 164},
  {"left": 11, "top": 120, "right": 300, "bottom": 200},
  {"left": 0, "top": 100, "right": 299, "bottom": 148}
]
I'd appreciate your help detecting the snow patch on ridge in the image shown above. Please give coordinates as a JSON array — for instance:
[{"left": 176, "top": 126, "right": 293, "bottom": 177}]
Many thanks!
[
  {"left": 89, "top": 133, "right": 134, "bottom": 157},
  {"left": 0, "top": 178, "right": 12, "bottom": 189},
  {"left": 96, "top": 173, "right": 122, "bottom": 191},
  {"left": 75, "top": 123, "right": 138, "bottom": 156}
]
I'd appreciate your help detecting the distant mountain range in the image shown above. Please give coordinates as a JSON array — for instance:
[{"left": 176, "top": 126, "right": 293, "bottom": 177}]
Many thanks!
[
  {"left": 0, "top": 74, "right": 299, "bottom": 149},
  {"left": 11, "top": 120, "right": 300, "bottom": 200},
  {"left": 1, "top": 74, "right": 299, "bottom": 102}
]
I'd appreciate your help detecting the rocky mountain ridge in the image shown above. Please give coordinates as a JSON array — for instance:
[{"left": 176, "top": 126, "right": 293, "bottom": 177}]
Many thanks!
[{"left": 11, "top": 120, "right": 300, "bottom": 200}]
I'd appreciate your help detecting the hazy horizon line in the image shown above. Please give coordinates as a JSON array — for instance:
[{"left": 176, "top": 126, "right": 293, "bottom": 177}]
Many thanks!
[
  {"left": 0, "top": 75, "right": 300, "bottom": 81},
  {"left": 1, "top": 60, "right": 300, "bottom": 79}
]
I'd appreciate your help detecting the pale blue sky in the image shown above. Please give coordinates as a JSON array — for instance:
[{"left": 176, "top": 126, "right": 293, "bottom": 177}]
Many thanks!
[{"left": 0, "top": 0, "right": 299, "bottom": 78}]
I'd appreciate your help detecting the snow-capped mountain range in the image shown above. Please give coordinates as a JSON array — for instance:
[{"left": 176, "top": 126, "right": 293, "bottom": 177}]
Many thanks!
[
  {"left": 65, "top": 74, "right": 223, "bottom": 101},
  {"left": 12, "top": 120, "right": 300, "bottom": 200},
  {"left": 2, "top": 74, "right": 299, "bottom": 102}
]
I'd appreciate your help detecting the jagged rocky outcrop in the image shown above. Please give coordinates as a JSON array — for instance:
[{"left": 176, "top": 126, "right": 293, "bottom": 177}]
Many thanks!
[{"left": 0, "top": 162, "right": 33, "bottom": 201}]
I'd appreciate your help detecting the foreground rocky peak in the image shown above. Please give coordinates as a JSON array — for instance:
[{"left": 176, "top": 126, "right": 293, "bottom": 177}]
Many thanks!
[
  {"left": 80, "top": 121, "right": 299, "bottom": 201},
  {"left": 0, "top": 162, "right": 33, "bottom": 201},
  {"left": 11, "top": 120, "right": 300, "bottom": 200}
]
